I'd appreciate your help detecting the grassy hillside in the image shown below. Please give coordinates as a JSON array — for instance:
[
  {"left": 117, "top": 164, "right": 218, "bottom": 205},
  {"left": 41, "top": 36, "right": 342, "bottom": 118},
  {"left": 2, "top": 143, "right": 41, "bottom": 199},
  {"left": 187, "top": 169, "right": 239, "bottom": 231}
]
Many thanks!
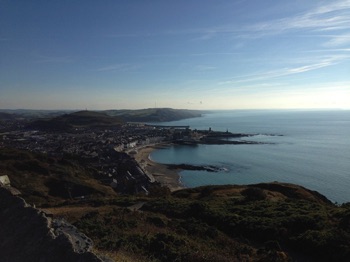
[
  {"left": 1, "top": 148, "right": 350, "bottom": 261},
  {"left": 105, "top": 108, "right": 202, "bottom": 122},
  {"left": 3, "top": 108, "right": 202, "bottom": 129},
  {"left": 0, "top": 112, "right": 16, "bottom": 120},
  {"left": 28, "top": 110, "right": 124, "bottom": 131},
  {"left": 26, "top": 108, "right": 202, "bottom": 131},
  {"left": 0, "top": 148, "right": 117, "bottom": 206},
  {"left": 0, "top": 109, "right": 74, "bottom": 119},
  {"left": 69, "top": 185, "right": 350, "bottom": 262}
]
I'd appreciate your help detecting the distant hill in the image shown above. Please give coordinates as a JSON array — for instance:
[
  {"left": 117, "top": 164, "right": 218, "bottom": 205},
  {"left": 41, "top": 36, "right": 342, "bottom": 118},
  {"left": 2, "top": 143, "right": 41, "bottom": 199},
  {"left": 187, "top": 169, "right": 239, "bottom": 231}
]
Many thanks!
[
  {"left": 3, "top": 108, "right": 202, "bottom": 125},
  {"left": 28, "top": 110, "right": 124, "bottom": 131},
  {"left": 105, "top": 108, "right": 202, "bottom": 122},
  {"left": 62, "top": 111, "right": 124, "bottom": 126},
  {"left": 0, "top": 109, "right": 73, "bottom": 119},
  {"left": 27, "top": 108, "right": 202, "bottom": 131},
  {"left": 0, "top": 112, "right": 17, "bottom": 120}
]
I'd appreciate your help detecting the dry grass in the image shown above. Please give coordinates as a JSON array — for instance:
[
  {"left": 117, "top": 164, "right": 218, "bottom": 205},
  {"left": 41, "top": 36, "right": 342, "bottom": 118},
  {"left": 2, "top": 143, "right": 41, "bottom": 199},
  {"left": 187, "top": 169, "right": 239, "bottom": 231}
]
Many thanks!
[{"left": 41, "top": 205, "right": 114, "bottom": 223}]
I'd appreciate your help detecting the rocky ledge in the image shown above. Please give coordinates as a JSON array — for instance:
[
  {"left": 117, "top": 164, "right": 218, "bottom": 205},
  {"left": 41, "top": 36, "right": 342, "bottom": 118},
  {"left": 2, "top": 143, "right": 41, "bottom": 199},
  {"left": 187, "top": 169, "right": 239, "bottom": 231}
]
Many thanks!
[
  {"left": 167, "top": 163, "right": 227, "bottom": 172},
  {"left": 0, "top": 186, "right": 106, "bottom": 262}
]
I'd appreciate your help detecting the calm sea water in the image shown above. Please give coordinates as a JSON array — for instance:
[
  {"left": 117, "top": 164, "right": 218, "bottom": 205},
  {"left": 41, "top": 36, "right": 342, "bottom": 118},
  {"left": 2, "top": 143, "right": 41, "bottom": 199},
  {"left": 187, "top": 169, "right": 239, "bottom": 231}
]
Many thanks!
[{"left": 150, "top": 110, "right": 350, "bottom": 203}]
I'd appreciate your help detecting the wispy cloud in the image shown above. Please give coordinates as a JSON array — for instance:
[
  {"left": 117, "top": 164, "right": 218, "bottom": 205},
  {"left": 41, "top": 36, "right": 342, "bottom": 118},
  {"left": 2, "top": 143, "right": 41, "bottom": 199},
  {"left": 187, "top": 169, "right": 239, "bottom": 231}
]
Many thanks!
[
  {"left": 103, "top": 1, "right": 350, "bottom": 44},
  {"left": 206, "top": 82, "right": 289, "bottom": 95},
  {"left": 286, "top": 60, "right": 334, "bottom": 74},
  {"left": 106, "top": 32, "right": 158, "bottom": 38},
  {"left": 195, "top": 65, "right": 216, "bottom": 71},
  {"left": 34, "top": 55, "right": 73, "bottom": 63},
  {"left": 241, "top": 0, "right": 350, "bottom": 44},
  {"left": 218, "top": 55, "right": 347, "bottom": 85},
  {"left": 179, "top": 0, "right": 350, "bottom": 43},
  {"left": 191, "top": 31, "right": 217, "bottom": 41},
  {"left": 298, "top": 47, "right": 350, "bottom": 54},
  {"left": 323, "top": 33, "right": 350, "bottom": 47},
  {"left": 95, "top": 63, "right": 140, "bottom": 72},
  {"left": 251, "top": 0, "right": 350, "bottom": 32},
  {"left": 311, "top": 0, "right": 350, "bottom": 16},
  {"left": 189, "top": 52, "right": 241, "bottom": 56}
]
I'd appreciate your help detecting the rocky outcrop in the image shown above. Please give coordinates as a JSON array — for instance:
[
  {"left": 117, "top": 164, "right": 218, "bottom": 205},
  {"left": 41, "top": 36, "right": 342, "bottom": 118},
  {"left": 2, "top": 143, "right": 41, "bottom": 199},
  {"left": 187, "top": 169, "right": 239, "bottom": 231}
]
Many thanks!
[{"left": 0, "top": 186, "right": 104, "bottom": 262}]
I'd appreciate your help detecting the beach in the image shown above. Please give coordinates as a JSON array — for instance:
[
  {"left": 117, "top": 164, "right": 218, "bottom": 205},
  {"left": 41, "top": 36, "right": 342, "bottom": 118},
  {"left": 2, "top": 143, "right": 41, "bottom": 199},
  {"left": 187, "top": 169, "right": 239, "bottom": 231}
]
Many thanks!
[{"left": 133, "top": 144, "right": 184, "bottom": 191}]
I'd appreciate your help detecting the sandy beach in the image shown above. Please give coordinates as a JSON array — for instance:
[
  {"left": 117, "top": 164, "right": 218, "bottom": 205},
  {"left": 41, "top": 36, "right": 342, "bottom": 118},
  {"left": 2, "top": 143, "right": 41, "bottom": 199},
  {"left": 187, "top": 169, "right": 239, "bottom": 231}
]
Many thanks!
[{"left": 133, "top": 143, "right": 185, "bottom": 191}]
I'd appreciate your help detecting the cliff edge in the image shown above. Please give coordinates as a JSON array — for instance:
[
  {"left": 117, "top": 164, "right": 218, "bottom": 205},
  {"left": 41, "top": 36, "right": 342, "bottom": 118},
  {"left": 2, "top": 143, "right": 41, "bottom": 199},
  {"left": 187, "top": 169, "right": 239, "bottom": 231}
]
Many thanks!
[{"left": 0, "top": 186, "right": 104, "bottom": 262}]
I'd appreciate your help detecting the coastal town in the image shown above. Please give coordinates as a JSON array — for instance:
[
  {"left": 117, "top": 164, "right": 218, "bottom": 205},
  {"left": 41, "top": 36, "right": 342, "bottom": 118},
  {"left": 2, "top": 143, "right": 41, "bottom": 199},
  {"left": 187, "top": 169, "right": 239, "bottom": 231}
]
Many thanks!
[
  {"left": 0, "top": 111, "right": 261, "bottom": 195},
  {"left": 0, "top": 116, "right": 187, "bottom": 194}
]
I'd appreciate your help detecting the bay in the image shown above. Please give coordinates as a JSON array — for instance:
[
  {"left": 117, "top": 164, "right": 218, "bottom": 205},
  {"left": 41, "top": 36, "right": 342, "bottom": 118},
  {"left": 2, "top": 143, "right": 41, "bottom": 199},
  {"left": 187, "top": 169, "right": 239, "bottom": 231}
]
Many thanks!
[{"left": 150, "top": 110, "right": 350, "bottom": 203}]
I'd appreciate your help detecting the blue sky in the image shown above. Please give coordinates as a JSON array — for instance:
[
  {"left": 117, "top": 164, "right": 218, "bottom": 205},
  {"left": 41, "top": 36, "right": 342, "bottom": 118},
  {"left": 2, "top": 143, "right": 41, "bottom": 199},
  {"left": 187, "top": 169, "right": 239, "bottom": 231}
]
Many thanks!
[{"left": 1, "top": 0, "right": 349, "bottom": 110}]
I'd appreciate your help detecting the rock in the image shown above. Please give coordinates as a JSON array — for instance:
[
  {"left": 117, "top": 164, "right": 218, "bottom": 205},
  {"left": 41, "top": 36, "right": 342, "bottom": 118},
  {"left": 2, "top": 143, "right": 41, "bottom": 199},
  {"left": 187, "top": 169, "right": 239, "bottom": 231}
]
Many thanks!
[{"left": 0, "top": 186, "right": 104, "bottom": 262}]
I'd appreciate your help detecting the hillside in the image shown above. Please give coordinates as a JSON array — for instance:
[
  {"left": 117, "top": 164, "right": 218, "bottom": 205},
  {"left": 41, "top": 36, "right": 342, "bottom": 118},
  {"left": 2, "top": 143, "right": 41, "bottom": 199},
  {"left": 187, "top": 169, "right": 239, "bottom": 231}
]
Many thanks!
[
  {"left": 105, "top": 108, "right": 202, "bottom": 122},
  {"left": 25, "top": 108, "right": 202, "bottom": 131},
  {"left": 0, "top": 112, "right": 16, "bottom": 120},
  {"left": 28, "top": 110, "right": 124, "bottom": 131},
  {"left": 0, "top": 148, "right": 118, "bottom": 206},
  {"left": 0, "top": 109, "right": 74, "bottom": 119},
  {"left": 1, "top": 148, "right": 350, "bottom": 261},
  {"left": 1, "top": 108, "right": 202, "bottom": 123}
]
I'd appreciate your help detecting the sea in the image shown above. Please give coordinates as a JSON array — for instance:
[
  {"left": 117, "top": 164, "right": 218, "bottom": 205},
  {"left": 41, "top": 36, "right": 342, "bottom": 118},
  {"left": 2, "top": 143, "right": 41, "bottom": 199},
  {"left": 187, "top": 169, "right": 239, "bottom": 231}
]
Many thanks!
[{"left": 149, "top": 110, "right": 350, "bottom": 204}]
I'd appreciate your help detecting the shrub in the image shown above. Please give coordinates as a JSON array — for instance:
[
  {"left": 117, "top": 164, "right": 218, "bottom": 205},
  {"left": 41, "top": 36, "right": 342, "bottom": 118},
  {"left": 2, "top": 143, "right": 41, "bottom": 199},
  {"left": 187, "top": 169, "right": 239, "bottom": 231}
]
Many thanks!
[
  {"left": 242, "top": 187, "right": 267, "bottom": 201},
  {"left": 147, "top": 216, "right": 167, "bottom": 227}
]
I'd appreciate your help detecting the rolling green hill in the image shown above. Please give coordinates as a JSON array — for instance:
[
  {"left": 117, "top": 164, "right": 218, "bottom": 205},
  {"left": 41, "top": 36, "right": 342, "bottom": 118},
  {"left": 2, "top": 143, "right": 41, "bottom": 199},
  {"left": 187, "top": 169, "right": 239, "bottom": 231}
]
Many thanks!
[
  {"left": 0, "top": 112, "right": 16, "bottom": 120},
  {"left": 0, "top": 109, "right": 74, "bottom": 119},
  {"left": 26, "top": 108, "right": 202, "bottom": 131},
  {"left": 28, "top": 110, "right": 124, "bottom": 131},
  {"left": 2, "top": 108, "right": 202, "bottom": 123},
  {"left": 0, "top": 148, "right": 117, "bottom": 206},
  {"left": 105, "top": 108, "right": 202, "bottom": 122}
]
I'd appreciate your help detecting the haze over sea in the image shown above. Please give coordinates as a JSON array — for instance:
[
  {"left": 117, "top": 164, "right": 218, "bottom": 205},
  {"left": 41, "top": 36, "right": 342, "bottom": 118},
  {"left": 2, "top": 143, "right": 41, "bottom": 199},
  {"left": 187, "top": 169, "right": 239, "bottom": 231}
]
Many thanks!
[{"left": 150, "top": 110, "right": 350, "bottom": 203}]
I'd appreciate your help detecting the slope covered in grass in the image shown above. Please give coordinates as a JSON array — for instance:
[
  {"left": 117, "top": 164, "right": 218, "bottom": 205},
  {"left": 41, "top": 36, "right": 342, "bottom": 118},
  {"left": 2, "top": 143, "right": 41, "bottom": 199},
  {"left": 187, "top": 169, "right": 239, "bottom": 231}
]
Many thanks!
[
  {"left": 1, "top": 148, "right": 350, "bottom": 261},
  {"left": 28, "top": 110, "right": 124, "bottom": 131},
  {"left": 0, "top": 148, "right": 117, "bottom": 206},
  {"left": 105, "top": 108, "right": 202, "bottom": 122}
]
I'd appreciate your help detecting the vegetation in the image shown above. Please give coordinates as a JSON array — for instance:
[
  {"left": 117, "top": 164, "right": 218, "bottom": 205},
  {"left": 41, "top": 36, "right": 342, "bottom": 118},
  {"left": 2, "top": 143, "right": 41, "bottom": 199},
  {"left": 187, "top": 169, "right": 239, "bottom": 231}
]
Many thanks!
[
  {"left": 27, "top": 110, "right": 124, "bottom": 131},
  {"left": 73, "top": 186, "right": 350, "bottom": 261},
  {"left": 1, "top": 108, "right": 202, "bottom": 131},
  {"left": 0, "top": 148, "right": 117, "bottom": 206},
  {"left": 0, "top": 112, "right": 16, "bottom": 120},
  {"left": 1, "top": 148, "right": 350, "bottom": 261},
  {"left": 0, "top": 109, "right": 73, "bottom": 119},
  {"left": 104, "top": 108, "right": 202, "bottom": 122},
  {"left": 24, "top": 108, "right": 202, "bottom": 131}
]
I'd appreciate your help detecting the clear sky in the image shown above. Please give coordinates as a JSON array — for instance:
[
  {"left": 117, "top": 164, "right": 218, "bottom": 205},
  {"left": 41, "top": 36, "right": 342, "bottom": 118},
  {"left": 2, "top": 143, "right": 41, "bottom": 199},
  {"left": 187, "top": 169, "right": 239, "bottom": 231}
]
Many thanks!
[{"left": 1, "top": 0, "right": 350, "bottom": 110}]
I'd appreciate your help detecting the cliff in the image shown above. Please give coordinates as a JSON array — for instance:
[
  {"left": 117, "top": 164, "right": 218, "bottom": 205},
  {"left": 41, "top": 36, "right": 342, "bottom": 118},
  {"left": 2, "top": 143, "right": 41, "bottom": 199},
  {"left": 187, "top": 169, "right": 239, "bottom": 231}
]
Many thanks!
[{"left": 0, "top": 186, "right": 105, "bottom": 262}]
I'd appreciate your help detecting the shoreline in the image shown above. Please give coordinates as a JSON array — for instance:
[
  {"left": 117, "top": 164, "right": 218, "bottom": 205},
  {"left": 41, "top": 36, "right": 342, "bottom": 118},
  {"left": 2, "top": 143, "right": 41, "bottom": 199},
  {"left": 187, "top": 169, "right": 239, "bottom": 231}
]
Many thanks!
[{"left": 133, "top": 143, "right": 185, "bottom": 191}]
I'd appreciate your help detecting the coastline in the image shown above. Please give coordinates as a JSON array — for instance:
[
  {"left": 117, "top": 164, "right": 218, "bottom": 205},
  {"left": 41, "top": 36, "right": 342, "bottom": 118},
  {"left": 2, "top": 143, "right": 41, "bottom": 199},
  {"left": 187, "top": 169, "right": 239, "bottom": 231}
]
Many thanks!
[{"left": 133, "top": 143, "right": 185, "bottom": 191}]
